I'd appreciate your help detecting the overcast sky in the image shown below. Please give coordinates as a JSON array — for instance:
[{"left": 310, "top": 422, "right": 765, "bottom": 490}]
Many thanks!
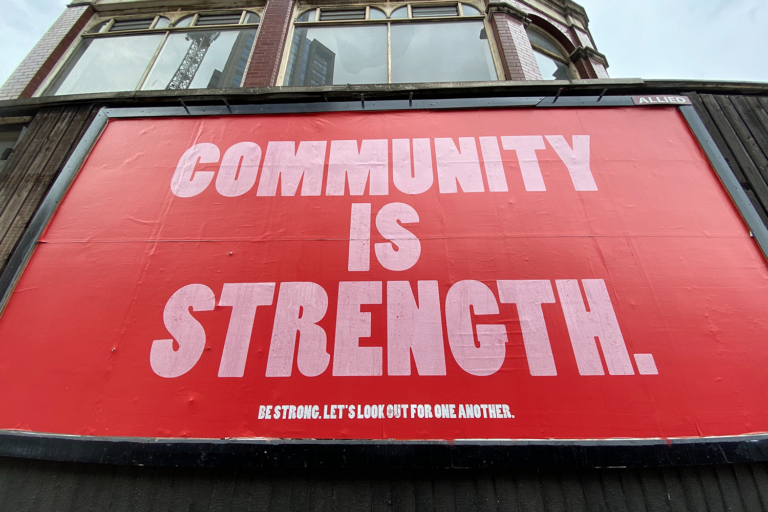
[{"left": 1, "top": 0, "right": 767, "bottom": 87}]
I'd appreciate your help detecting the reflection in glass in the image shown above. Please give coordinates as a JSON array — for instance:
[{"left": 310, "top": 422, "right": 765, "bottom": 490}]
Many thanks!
[
  {"left": 142, "top": 29, "right": 257, "bottom": 90},
  {"left": 391, "top": 21, "right": 496, "bottom": 83},
  {"left": 47, "top": 34, "right": 164, "bottom": 95},
  {"left": 532, "top": 50, "right": 570, "bottom": 80},
  {"left": 526, "top": 27, "right": 564, "bottom": 56},
  {"left": 284, "top": 25, "right": 387, "bottom": 85}
]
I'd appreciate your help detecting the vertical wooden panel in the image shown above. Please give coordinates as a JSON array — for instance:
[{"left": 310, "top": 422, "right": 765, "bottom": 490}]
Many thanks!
[
  {"left": 691, "top": 94, "right": 768, "bottom": 227},
  {"left": 0, "top": 105, "right": 99, "bottom": 277},
  {"left": 0, "top": 458, "right": 764, "bottom": 511}
]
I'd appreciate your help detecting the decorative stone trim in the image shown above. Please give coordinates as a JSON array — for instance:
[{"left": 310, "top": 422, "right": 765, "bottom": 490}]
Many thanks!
[
  {"left": 569, "top": 46, "right": 609, "bottom": 68},
  {"left": 486, "top": 2, "right": 531, "bottom": 25}
]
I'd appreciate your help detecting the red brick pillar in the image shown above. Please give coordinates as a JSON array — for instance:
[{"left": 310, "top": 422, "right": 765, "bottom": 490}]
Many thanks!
[
  {"left": 568, "top": 47, "right": 610, "bottom": 79},
  {"left": 0, "top": 4, "right": 93, "bottom": 100},
  {"left": 488, "top": 5, "right": 541, "bottom": 81},
  {"left": 243, "top": 0, "right": 296, "bottom": 87}
]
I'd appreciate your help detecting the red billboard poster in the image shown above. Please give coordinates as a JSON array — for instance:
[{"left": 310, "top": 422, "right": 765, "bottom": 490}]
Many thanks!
[{"left": 0, "top": 106, "right": 767, "bottom": 441}]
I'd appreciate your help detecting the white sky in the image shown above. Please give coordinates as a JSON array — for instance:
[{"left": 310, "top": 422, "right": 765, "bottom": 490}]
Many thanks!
[{"left": 1, "top": 0, "right": 767, "bottom": 87}]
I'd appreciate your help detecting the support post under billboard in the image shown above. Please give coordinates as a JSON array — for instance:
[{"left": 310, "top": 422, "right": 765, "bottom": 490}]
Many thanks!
[{"left": 679, "top": 104, "right": 768, "bottom": 261}]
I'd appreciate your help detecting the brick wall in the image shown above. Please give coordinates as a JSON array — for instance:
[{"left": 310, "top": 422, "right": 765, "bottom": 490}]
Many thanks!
[
  {"left": 243, "top": 0, "right": 295, "bottom": 87},
  {"left": 0, "top": 5, "right": 93, "bottom": 100},
  {"left": 492, "top": 13, "right": 542, "bottom": 81},
  {"left": 573, "top": 27, "right": 595, "bottom": 49},
  {"left": 591, "top": 59, "right": 610, "bottom": 79}
]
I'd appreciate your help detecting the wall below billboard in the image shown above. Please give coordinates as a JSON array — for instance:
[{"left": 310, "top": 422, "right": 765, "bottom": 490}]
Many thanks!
[{"left": 0, "top": 107, "right": 766, "bottom": 441}]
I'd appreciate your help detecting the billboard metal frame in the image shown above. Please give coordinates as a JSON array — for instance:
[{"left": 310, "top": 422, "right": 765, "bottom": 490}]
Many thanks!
[{"left": 0, "top": 95, "right": 766, "bottom": 468}]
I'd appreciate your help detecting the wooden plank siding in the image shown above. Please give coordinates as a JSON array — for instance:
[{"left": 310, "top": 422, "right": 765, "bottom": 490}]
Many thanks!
[
  {"left": 688, "top": 93, "right": 768, "bottom": 227},
  {"left": 0, "top": 456, "right": 763, "bottom": 511},
  {"left": 0, "top": 104, "right": 99, "bottom": 277}
]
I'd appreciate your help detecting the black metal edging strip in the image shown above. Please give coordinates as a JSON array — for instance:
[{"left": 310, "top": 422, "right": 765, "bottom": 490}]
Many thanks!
[
  {"left": 0, "top": 430, "right": 767, "bottom": 469},
  {"left": 104, "top": 97, "right": 547, "bottom": 119},
  {"left": 102, "top": 95, "right": 636, "bottom": 120},
  {"left": 0, "top": 109, "right": 109, "bottom": 314},
  {"left": 679, "top": 104, "right": 768, "bottom": 260}
]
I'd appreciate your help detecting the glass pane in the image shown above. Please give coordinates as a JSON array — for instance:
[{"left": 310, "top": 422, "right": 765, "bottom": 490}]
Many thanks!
[
  {"left": 461, "top": 4, "right": 481, "bottom": 15},
  {"left": 195, "top": 13, "right": 243, "bottom": 26},
  {"left": 297, "top": 10, "right": 315, "bottom": 22},
  {"left": 142, "top": 29, "right": 257, "bottom": 90},
  {"left": 154, "top": 17, "right": 171, "bottom": 29},
  {"left": 110, "top": 18, "right": 155, "bottom": 31},
  {"left": 391, "top": 21, "right": 496, "bottom": 83},
  {"left": 47, "top": 34, "right": 164, "bottom": 95},
  {"left": 533, "top": 50, "right": 570, "bottom": 80},
  {"left": 369, "top": 8, "right": 386, "bottom": 19},
  {"left": 175, "top": 15, "right": 194, "bottom": 28},
  {"left": 411, "top": 5, "right": 458, "bottom": 17},
  {"left": 526, "top": 27, "right": 564, "bottom": 57},
  {"left": 244, "top": 12, "right": 261, "bottom": 24},
  {"left": 390, "top": 6, "right": 408, "bottom": 18},
  {"left": 284, "top": 25, "right": 387, "bottom": 86},
  {"left": 320, "top": 9, "right": 366, "bottom": 21}
]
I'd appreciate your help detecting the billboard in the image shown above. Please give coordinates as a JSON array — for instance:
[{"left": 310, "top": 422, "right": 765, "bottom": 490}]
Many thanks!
[{"left": 0, "top": 107, "right": 767, "bottom": 441}]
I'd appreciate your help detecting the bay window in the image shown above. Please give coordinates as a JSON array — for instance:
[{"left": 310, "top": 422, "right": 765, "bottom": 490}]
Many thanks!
[
  {"left": 47, "top": 11, "right": 261, "bottom": 96},
  {"left": 284, "top": 3, "right": 498, "bottom": 86}
]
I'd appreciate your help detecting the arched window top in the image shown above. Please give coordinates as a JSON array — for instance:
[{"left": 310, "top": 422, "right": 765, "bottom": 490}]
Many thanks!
[
  {"left": 87, "top": 21, "right": 110, "bottom": 34},
  {"left": 526, "top": 26, "right": 565, "bottom": 59},
  {"left": 369, "top": 7, "right": 386, "bottom": 19},
  {"left": 390, "top": 6, "right": 408, "bottom": 18},
  {"left": 526, "top": 25, "right": 572, "bottom": 80},
  {"left": 174, "top": 15, "right": 195, "bottom": 28},
  {"left": 296, "top": 10, "right": 315, "bottom": 22},
  {"left": 154, "top": 17, "right": 171, "bottom": 29}
]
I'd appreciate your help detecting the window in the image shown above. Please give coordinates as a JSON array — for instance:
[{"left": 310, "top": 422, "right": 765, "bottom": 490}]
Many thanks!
[
  {"left": 46, "top": 11, "right": 261, "bottom": 96},
  {"left": 0, "top": 124, "right": 27, "bottom": 175},
  {"left": 526, "top": 26, "right": 572, "bottom": 81},
  {"left": 284, "top": 3, "right": 497, "bottom": 86}
]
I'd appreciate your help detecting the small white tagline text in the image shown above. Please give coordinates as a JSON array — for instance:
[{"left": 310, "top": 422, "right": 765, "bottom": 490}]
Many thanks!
[{"left": 258, "top": 403, "right": 514, "bottom": 420}]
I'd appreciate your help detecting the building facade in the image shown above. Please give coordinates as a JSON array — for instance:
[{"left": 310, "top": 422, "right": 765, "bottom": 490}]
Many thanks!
[
  {"left": 0, "top": 0, "right": 608, "bottom": 101},
  {"left": 2, "top": 1, "right": 768, "bottom": 510}
]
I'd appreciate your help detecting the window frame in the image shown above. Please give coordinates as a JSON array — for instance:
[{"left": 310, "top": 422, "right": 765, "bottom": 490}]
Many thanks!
[
  {"left": 525, "top": 25, "right": 576, "bottom": 80},
  {"left": 45, "top": 10, "right": 263, "bottom": 96},
  {"left": 279, "top": 2, "right": 504, "bottom": 85}
]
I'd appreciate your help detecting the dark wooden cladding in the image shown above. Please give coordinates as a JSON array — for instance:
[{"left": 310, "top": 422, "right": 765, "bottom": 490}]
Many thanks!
[
  {"left": 688, "top": 93, "right": 768, "bottom": 226},
  {"left": 0, "top": 104, "right": 98, "bottom": 276},
  {"left": 0, "top": 456, "right": 766, "bottom": 511}
]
